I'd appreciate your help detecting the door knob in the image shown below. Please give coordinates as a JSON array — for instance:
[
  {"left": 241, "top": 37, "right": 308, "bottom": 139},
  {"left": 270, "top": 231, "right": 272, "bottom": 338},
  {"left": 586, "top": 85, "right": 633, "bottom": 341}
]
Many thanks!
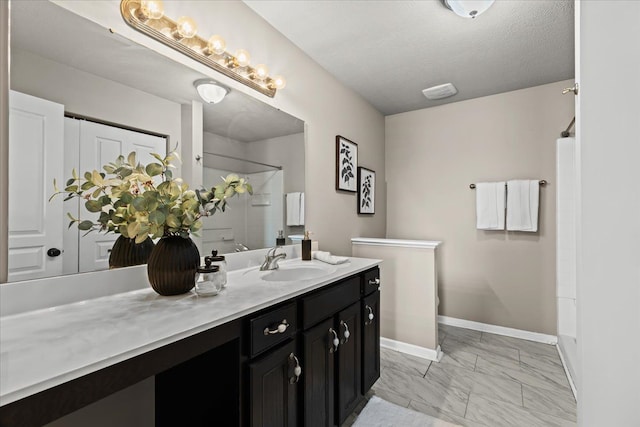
[
  {"left": 562, "top": 83, "right": 579, "bottom": 95},
  {"left": 47, "top": 248, "right": 62, "bottom": 257}
]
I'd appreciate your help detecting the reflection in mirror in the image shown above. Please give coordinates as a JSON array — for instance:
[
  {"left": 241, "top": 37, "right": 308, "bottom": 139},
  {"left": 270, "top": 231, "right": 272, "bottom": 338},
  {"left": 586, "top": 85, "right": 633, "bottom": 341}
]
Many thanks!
[{"left": 6, "top": 1, "right": 305, "bottom": 282}]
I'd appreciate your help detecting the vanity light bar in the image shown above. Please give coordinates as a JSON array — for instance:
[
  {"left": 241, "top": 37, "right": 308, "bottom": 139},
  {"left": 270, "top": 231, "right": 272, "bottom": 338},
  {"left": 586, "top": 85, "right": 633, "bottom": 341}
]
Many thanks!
[{"left": 120, "top": 0, "right": 286, "bottom": 98}]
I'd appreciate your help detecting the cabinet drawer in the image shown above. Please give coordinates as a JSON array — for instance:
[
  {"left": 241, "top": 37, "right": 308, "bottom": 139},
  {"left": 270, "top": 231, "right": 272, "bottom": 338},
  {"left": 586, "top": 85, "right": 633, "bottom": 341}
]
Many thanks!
[
  {"left": 249, "top": 302, "right": 297, "bottom": 358},
  {"left": 362, "top": 268, "right": 380, "bottom": 296},
  {"left": 302, "top": 277, "right": 360, "bottom": 329}
]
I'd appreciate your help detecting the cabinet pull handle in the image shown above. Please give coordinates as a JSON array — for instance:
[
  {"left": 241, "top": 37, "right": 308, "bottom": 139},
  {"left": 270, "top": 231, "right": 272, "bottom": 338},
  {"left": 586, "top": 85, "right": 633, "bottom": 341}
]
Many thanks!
[
  {"left": 340, "top": 320, "right": 351, "bottom": 344},
  {"left": 329, "top": 328, "right": 340, "bottom": 353},
  {"left": 368, "top": 278, "right": 380, "bottom": 286},
  {"left": 264, "top": 319, "right": 289, "bottom": 336},
  {"left": 289, "top": 353, "right": 302, "bottom": 384},
  {"left": 365, "top": 305, "right": 375, "bottom": 325}
]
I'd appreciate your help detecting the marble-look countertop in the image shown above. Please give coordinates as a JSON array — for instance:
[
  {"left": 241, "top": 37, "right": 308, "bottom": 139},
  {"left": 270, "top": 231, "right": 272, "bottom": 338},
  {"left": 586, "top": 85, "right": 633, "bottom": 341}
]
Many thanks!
[{"left": 0, "top": 257, "right": 380, "bottom": 406}]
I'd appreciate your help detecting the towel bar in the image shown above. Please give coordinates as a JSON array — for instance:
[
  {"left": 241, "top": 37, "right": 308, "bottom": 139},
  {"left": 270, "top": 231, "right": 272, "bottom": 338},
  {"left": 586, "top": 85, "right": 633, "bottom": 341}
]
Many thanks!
[{"left": 469, "top": 180, "right": 547, "bottom": 189}]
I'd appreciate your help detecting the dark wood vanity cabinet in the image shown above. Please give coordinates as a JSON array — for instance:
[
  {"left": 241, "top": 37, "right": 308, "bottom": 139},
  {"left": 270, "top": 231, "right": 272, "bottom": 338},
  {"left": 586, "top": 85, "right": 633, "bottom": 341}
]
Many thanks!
[
  {"left": 248, "top": 339, "right": 300, "bottom": 426},
  {"left": 362, "top": 290, "right": 381, "bottom": 393}
]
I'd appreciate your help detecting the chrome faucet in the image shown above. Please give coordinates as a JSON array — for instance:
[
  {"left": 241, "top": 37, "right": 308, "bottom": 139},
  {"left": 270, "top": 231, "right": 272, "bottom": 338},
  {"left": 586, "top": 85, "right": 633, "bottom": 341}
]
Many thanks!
[
  {"left": 260, "top": 246, "right": 287, "bottom": 271},
  {"left": 235, "top": 243, "right": 250, "bottom": 252}
]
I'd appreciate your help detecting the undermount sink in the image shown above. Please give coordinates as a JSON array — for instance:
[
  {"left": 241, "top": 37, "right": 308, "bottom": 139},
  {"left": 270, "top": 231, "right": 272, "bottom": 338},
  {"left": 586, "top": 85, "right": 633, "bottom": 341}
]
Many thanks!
[{"left": 243, "top": 261, "right": 337, "bottom": 282}]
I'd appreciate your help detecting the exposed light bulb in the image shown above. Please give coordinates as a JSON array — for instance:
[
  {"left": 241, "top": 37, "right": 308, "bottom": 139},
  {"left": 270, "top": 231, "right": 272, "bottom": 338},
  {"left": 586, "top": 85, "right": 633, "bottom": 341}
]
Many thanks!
[
  {"left": 272, "top": 75, "right": 286, "bottom": 90},
  {"left": 206, "top": 35, "right": 226, "bottom": 55},
  {"left": 175, "top": 16, "right": 198, "bottom": 39},
  {"left": 254, "top": 64, "right": 269, "bottom": 80},
  {"left": 235, "top": 49, "right": 251, "bottom": 67},
  {"left": 140, "top": 0, "right": 164, "bottom": 19}
]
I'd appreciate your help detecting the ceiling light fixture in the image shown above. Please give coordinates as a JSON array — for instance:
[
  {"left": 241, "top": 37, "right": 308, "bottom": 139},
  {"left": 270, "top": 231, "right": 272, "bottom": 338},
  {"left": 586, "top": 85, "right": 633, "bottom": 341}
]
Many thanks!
[
  {"left": 194, "top": 79, "right": 229, "bottom": 104},
  {"left": 120, "top": 0, "right": 286, "bottom": 98},
  {"left": 442, "top": 0, "right": 495, "bottom": 19}
]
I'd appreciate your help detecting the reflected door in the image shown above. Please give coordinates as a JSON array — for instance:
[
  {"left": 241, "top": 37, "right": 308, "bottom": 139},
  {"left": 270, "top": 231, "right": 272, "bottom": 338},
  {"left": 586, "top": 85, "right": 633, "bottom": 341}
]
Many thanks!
[
  {"left": 77, "top": 121, "right": 166, "bottom": 273},
  {"left": 8, "top": 91, "right": 64, "bottom": 282}
]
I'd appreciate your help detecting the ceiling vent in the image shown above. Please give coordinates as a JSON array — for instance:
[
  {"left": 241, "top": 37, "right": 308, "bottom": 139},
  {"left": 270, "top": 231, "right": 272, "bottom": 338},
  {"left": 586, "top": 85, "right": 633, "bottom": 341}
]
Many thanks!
[{"left": 422, "top": 83, "right": 458, "bottom": 100}]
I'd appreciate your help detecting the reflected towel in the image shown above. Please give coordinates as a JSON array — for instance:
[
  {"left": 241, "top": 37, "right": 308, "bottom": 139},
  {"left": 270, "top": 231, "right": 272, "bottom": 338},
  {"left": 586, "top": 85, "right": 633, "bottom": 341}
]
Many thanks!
[
  {"left": 475, "top": 182, "right": 506, "bottom": 230},
  {"left": 286, "top": 192, "right": 301, "bottom": 226},
  {"left": 313, "top": 251, "right": 349, "bottom": 265},
  {"left": 507, "top": 180, "right": 540, "bottom": 232},
  {"left": 299, "top": 192, "right": 305, "bottom": 226}
]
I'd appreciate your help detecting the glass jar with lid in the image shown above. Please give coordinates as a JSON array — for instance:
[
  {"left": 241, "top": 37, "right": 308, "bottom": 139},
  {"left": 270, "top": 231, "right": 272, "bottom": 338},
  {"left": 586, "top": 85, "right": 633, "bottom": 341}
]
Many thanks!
[
  {"left": 209, "top": 250, "right": 227, "bottom": 288},
  {"left": 195, "top": 256, "right": 223, "bottom": 297}
]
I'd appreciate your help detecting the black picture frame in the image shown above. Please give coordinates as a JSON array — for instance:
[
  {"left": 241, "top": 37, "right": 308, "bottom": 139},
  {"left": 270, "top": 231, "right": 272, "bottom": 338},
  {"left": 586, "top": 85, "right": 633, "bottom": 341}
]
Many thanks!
[
  {"left": 357, "top": 167, "right": 375, "bottom": 214},
  {"left": 335, "top": 136, "right": 358, "bottom": 192}
]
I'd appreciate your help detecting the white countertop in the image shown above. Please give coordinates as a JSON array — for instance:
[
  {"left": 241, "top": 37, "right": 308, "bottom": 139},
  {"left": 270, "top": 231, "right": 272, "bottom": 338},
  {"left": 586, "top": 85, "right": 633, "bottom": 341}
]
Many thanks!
[{"left": 0, "top": 257, "right": 380, "bottom": 406}]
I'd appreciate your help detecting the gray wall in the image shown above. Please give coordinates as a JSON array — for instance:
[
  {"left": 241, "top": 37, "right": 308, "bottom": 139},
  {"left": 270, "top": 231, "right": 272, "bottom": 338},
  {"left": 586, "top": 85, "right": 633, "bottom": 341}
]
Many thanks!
[
  {"left": 577, "top": 1, "right": 640, "bottom": 424},
  {"left": 385, "top": 80, "right": 574, "bottom": 335}
]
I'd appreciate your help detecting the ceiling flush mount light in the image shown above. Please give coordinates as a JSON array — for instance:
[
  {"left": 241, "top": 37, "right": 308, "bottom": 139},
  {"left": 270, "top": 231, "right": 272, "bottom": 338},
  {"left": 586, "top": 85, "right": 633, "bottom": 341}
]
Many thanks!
[
  {"left": 194, "top": 79, "right": 229, "bottom": 104},
  {"left": 442, "top": 0, "right": 495, "bottom": 19},
  {"left": 120, "top": 0, "right": 286, "bottom": 98}
]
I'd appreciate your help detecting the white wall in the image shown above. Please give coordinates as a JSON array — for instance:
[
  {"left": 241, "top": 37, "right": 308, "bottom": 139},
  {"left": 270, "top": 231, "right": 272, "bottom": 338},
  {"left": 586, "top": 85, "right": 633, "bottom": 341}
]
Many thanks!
[
  {"left": 576, "top": 1, "right": 640, "bottom": 425},
  {"left": 10, "top": 49, "right": 181, "bottom": 149},
  {"left": 0, "top": 0, "right": 8, "bottom": 283},
  {"left": 386, "top": 80, "right": 574, "bottom": 335}
]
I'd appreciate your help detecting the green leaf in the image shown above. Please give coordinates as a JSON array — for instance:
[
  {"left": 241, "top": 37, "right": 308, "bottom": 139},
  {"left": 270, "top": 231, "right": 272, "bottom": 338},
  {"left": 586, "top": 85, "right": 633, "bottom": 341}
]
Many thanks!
[
  {"left": 135, "top": 232, "right": 149, "bottom": 244},
  {"left": 127, "top": 221, "right": 141, "bottom": 238},
  {"left": 165, "top": 214, "right": 180, "bottom": 228},
  {"left": 78, "top": 220, "right": 94, "bottom": 231},
  {"left": 164, "top": 169, "right": 173, "bottom": 180},
  {"left": 65, "top": 178, "right": 75, "bottom": 186},
  {"left": 145, "top": 163, "right": 163, "bottom": 177},
  {"left": 85, "top": 200, "right": 103, "bottom": 212},
  {"left": 149, "top": 210, "right": 165, "bottom": 225},
  {"left": 127, "top": 151, "right": 137, "bottom": 167},
  {"left": 131, "top": 196, "right": 147, "bottom": 211},
  {"left": 120, "top": 192, "right": 133, "bottom": 204}
]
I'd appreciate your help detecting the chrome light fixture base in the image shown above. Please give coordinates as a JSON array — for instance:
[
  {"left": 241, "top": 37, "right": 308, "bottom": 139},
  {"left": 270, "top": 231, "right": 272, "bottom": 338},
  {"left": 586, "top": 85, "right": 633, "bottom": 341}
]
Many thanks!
[{"left": 442, "top": 0, "right": 495, "bottom": 19}]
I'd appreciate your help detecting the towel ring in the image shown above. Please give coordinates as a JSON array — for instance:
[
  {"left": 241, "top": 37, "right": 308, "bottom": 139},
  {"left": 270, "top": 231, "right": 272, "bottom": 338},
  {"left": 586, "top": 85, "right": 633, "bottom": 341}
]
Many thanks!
[{"left": 469, "top": 180, "right": 546, "bottom": 189}]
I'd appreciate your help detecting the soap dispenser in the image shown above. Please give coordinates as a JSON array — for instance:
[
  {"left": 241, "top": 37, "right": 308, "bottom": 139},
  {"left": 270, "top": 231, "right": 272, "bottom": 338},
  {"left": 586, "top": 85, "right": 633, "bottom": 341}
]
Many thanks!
[
  {"left": 276, "top": 230, "right": 286, "bottom": 246},
  {"left": 302, "top": 231, "right": 312, "bottom": 261}
]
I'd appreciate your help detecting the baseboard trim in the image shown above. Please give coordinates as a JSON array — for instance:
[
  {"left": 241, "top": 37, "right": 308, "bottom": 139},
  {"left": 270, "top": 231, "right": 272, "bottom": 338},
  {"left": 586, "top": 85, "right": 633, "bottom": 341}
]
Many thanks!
[
  {"left": 438, "top": 315, "right": 558, "bottom": 345},
  {"left": 380, "top": 337, "right": 443, "bottom": 362},
  {"left": 556, "top": 343, "right": 578, "bottom": 400}
]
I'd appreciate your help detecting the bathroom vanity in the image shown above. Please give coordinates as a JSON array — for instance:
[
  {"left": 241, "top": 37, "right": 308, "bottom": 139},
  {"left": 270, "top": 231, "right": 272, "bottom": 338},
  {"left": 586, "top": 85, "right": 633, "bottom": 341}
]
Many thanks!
[{"left": 0, "top": 257, "right": 381, "bottom": 426}]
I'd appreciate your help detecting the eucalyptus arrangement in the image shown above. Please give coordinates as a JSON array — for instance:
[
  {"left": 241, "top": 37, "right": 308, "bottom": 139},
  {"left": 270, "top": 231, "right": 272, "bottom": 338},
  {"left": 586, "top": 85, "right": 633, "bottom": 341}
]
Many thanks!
[
  {"left": 52, "top": 150, "right": 252, "bottom": 243},
  {"left": 51, "top": 150, "right": 252, "bottom": 296}
]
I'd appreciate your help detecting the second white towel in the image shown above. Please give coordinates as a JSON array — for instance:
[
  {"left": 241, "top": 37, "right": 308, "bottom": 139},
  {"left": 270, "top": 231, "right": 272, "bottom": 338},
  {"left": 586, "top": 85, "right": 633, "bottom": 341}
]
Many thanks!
[
  {"left": 507, "top": 180, "right": 540, "bottom": 232},
  {"left": 286, "top": 192, "right": 305, "bottom": 226}
]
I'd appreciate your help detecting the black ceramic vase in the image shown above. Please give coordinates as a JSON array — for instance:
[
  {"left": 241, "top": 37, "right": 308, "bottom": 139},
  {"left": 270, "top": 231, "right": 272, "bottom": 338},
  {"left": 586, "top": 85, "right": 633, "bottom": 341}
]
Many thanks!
[
  {"left": 147, "top": 235, "right": 200, "bottom": 296},
  {"left": 109, "top": 235, "right": 155, "bottom": 269}
]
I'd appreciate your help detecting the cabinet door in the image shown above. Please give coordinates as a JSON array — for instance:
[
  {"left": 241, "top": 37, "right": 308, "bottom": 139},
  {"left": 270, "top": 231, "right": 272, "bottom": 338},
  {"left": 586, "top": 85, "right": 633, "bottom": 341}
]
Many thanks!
[
  {"left": 336, "top": 302, "right": 362, "bottom": 425},
  {"left": 362, "top": 290, "right": 381, "bottom": 393},
  {"left": 303, "top": 318, "right": 335, "bottom": 427},
  {"left": 249, "top": 340, "right": 300, "bottom": 427}
]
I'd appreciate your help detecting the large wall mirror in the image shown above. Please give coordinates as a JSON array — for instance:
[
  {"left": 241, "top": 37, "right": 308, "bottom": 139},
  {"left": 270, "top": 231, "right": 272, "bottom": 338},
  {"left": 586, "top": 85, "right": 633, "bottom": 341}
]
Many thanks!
[{"left": 6, "top": 1, "right": 305, "bottom": 283}]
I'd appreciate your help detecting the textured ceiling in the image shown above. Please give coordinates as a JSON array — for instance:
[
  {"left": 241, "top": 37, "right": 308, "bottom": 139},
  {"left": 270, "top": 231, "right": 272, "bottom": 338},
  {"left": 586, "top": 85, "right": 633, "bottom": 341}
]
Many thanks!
[
  {"left": 244, "top": 0, "right": 575, "bottom": 115},
  {"left": 11, "top": 1, "right": 303, "bottom": 142}
]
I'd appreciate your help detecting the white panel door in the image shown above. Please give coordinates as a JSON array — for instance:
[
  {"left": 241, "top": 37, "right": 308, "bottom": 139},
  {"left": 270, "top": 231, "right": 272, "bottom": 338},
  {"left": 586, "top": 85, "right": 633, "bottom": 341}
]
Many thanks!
[
  {"left": 78, "top": 121, "right": 165, "bottom": 273},
  {"left": 8, "top": 91, "right": 64, "bottom": 282}
]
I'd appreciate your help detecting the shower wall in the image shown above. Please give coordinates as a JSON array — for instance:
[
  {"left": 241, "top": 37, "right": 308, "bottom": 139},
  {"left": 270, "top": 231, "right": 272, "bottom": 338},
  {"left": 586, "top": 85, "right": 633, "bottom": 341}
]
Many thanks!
[{"left": 557, "top": 136, "right": 577, "bottom": 390}]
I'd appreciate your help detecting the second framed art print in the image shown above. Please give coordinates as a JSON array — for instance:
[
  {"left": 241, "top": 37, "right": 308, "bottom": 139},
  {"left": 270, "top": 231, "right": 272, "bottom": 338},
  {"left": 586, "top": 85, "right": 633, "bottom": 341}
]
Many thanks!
[{"left": 358, "top": 167, "right": 375, "bottom": 214}]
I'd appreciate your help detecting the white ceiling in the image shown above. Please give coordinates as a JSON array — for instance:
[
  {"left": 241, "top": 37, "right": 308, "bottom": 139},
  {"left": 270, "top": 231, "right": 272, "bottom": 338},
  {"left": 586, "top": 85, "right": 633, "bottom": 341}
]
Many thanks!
[
  {"left": 244, "top": 0, "right": 575, "bottom": 115},
  {"left": 10, "top": 1, "right": 303, "bottom": 142}
]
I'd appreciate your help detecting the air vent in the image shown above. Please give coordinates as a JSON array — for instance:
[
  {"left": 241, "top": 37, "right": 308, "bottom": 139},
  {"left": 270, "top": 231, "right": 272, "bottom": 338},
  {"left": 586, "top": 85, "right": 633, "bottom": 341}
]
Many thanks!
[{"left": 422, "top": 83, "right": 458, "bottom": 100}]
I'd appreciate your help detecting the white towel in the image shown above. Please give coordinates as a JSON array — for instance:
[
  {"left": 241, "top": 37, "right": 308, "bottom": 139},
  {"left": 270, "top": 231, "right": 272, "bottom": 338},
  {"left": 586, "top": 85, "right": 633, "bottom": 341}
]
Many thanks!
[
  {"left": 313, "top": 251, "right": 349, "bottom": 265},
  {"left": 507, "top": 180, "right": 540, "bottom": 232},
  {"left": 299, "top": 192, "right": 305, "bottom": 226},
  {"left": 475, "top": 182, "right": 506, "bottom": 230},
  {"left": 286, "top": 192, "right": 301, "bottom": 226}
]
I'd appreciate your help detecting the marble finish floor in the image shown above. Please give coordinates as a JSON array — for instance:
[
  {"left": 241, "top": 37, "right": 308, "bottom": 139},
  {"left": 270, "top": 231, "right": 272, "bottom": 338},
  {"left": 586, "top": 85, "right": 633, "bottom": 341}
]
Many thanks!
[{"left": 343, "top": 324, "right": 576, "bottom": 427}]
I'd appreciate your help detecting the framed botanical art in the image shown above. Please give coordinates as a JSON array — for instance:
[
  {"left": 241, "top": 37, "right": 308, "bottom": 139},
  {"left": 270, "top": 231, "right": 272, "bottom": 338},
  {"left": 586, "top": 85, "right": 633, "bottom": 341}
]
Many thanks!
[
  {"left": 358, "top": 167, "right": 375, "bottom": 214},
  {"left": 335, "top": 135, "right": 358, "bottom": 192}
]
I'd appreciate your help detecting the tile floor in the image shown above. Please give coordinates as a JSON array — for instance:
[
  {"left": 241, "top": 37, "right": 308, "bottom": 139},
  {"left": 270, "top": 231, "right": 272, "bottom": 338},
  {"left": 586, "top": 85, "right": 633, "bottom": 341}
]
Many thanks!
[{"left": 343, "top": 324, "right": 576, "bottom": 427}]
